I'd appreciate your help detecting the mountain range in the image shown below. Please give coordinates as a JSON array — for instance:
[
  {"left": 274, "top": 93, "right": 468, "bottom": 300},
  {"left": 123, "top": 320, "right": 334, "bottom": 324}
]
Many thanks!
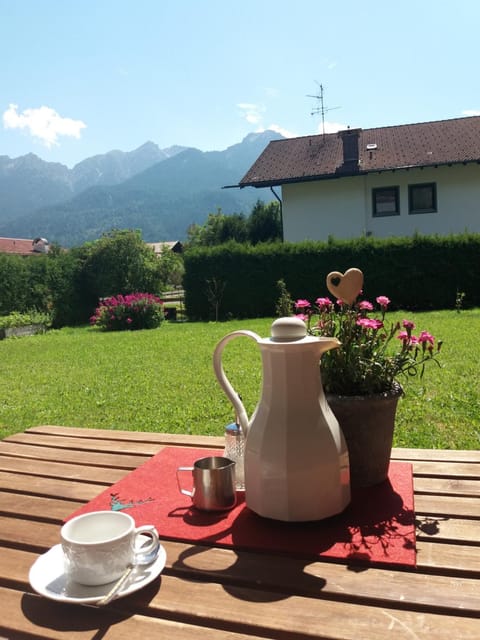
[{"left": 0, "top": 131, "right": 283, "bottom": 247}]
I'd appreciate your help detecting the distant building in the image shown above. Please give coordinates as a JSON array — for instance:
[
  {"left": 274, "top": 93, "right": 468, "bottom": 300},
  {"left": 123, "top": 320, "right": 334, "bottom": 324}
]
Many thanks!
[
  {"left": 147, "top": 241, "right": 183, "bottom": 255},
  {"left": 0, "top": 237, "right": 50, "bottom": 256}
]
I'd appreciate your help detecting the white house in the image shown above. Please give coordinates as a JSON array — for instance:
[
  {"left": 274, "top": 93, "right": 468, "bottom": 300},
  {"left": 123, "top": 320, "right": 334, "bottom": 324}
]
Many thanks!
[{"left": 238, "top": 116, "right": 480, "bottom": 241}]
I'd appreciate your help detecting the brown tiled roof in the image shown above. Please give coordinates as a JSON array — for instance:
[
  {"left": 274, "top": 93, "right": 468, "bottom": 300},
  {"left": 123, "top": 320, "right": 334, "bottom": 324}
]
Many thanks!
[
  {"left": 239, "top": 116, "right": 480, "bottom": 188},
  {"left": 147, "top": 241, "right": 183, "bottom": 254},
  {"left": 0, "top": 237, "right": 36, "bottom": 255}
]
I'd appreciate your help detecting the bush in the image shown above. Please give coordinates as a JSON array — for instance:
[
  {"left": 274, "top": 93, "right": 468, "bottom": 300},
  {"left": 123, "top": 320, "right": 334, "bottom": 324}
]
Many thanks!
[
  {"left": 0, "top": 310, "right": 52, "bottom": 330},
  {"left": 183, "top": 234, "right": 480, "bottom": 320},
  {"left": 90, "top": 293, "right": 165, "bottom": 331},
  {"left": 82, "top": 230, "right": 163, "bottom": 302}
]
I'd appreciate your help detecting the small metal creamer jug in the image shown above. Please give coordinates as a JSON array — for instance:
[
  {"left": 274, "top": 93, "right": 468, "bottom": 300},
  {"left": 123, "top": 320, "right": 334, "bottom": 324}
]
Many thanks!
[{"left": 176, "top": 456, "right": 236, "bottom": 511}]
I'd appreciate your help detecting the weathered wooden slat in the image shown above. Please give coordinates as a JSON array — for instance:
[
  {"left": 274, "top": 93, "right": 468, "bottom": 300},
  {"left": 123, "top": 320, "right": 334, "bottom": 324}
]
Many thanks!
[
  {"left": 414, "top": 494, "right": 480, "bottom": 518},
  {"left": 392, "top": 448, "right": 480, "bottom": 462},
  {"left": 0, "top": 455, "right": 131, "bottom": 483},
  {"left": 0, "top": 493, "right": 85, "bottom": 522},
  {"left": 22, "top": 425, "right": 224, "bottom": 448},
  {"left": 0, "top": 472, "right": 106, "bottom": 503},
  {"left": 0, "top": 441, "right": 149, "bottom": 469},
  {"left": 411, "top": 460, "right": 480, "bottom": 478},
  {"left": 415, "top": 515, "right": 480, "bottom": 545},
  {"left": 3, "top": 432, "right": 165, "bottom": 456},
  {"left": 0, "top": 515, "right": 61, "bottom": 551},
  {"left": 0, "top": 587, "right": 259, "bottom": 640},
  {"left": 416, "top": 540, "right": 480, "bottom": 574},
  {"left": 413, "top": 476, "right": 479, "bottom": 497}
]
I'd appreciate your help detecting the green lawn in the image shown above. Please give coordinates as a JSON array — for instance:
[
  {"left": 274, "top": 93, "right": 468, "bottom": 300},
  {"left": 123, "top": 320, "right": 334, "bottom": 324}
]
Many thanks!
[{"left": 1, "top": 311, "right": 479, "bottom": 449}]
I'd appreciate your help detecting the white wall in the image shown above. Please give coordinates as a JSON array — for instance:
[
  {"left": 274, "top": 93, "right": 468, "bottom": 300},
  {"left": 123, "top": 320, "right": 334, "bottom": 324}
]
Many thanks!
[{"left": 282, "top": 163, "right": 480, "bottom": 241}]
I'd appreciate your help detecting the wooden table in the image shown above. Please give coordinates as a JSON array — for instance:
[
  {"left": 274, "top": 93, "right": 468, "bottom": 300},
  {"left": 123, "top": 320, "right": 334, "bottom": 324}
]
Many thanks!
[{"left": 0, "top": 425, "right": 479, "bottom": 639}]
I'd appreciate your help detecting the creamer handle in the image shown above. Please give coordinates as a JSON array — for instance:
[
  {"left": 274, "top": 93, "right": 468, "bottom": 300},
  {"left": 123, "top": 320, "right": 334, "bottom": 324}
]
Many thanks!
[{"left": 212, "top": 330, "right": 260, "bottom": 438}]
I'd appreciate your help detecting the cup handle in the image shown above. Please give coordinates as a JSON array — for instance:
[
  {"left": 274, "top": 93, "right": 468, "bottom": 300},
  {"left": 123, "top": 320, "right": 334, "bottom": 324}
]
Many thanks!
[
  {"left": 176, "top": 466, "right": 194, "bottom": 497},
  {"left": 133, "top": 525, "right": 159, "bottom": 558}
]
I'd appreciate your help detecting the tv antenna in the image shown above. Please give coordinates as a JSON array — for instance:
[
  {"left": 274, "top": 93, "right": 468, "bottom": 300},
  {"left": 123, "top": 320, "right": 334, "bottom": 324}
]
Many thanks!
[{"left": 307, "top": 83, "right": 340, "bottom": 139}]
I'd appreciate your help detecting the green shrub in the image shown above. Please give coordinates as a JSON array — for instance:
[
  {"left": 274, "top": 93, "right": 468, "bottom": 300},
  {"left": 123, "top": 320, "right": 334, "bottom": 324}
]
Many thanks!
[
  {"left": 0, "top": 310, "right": 52, "bottom": 330},
  {"left": 183, "top": 234, "right": 480, "bottom": 320},
  {"left": 90, "top": 293, "right": 165, "bottom": 331}
]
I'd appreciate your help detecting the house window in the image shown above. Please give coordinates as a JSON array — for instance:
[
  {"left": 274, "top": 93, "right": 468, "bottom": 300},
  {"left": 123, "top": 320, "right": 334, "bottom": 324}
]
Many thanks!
[
  {"left": 372, "top": 186, "right": 400, "bottom": 217},
  {"left": 409, "top": 182, "right": 437, "bottom": 214}
]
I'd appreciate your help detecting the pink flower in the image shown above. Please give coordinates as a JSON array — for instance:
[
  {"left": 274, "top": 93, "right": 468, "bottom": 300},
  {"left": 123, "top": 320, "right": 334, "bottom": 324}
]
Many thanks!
[
  {"left": 126, "top": 317, "right": 133, "bottom": 324},
  {"left": 376, "top": 296, "right": 390, "bottom": 309},
  {"left": 295, "top": 313, "right": 309, "bottom": 322},
  {"left": 357, "top": 318, "right": 383, "bottom": 330},
  {"left": 315, "top": 297, "right": 333, "bottom": 310},
  {"left": 358, "top": 300, "right": 373, "bottom": 311},
  {"left": 295, "top": 299, "right": 311, "bottom": 309},
  {"left": 397, "top": 331, "right": 419, "bottom": 347},
  {"left": 418, "top": 330, "right": 435, "bottom": 345},
  {"left": 402, "top": 319, "right": 415, "bottom": 330}
]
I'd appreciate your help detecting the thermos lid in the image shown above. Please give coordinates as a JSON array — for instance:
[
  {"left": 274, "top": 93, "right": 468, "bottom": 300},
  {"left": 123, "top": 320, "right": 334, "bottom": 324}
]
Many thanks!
[{"left": 270, "top": 317, "right": 307, "bottom": 342}]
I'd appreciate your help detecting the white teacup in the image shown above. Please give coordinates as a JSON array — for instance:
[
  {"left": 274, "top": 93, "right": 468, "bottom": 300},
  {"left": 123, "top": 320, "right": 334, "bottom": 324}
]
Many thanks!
[{"left": 61, "top": 510, "right": 159, "bottom": 586}]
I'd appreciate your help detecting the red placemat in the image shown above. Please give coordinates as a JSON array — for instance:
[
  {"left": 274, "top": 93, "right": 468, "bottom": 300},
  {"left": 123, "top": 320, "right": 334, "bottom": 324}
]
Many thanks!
[{"left": 67, "top": 447, "right": 416, "bottom": 568}]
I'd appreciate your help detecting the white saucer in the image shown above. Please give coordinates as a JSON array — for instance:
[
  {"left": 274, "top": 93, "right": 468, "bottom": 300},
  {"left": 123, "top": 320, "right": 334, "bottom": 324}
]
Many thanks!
[{"left": 29, "top": 543, "right": 166, "bottom": 604}]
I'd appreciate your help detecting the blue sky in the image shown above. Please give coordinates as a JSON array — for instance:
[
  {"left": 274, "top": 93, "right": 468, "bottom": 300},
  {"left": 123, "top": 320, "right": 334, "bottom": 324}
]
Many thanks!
[{"left": 1, "top": 0, "right": 479, "bottom": 168}]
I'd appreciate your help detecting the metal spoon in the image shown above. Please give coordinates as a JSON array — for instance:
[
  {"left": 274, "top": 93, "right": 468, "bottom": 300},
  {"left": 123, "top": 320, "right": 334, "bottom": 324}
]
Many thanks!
[{"left": 97, "top": 540, "right": 160, "bottom": 606}]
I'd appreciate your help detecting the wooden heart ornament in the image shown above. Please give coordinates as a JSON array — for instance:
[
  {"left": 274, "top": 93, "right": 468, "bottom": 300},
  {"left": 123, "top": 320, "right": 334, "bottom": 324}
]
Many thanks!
[{"left": 326, "top": 268, "right": 364, "bottom": 306}]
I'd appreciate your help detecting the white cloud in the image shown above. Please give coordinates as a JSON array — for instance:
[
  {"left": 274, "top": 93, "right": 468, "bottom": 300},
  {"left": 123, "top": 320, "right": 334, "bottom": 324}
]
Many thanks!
[
  {"left": 3, "top": 103, "right": 87, "bottom": 147},
  {"left": 259, "top": 123, "right": 297, "bottom": 138},
  {"left": 462, "top": 109, "right": 480, "bottom": 116},
  {"left": 237, "top": 102, "right": 266, "bottom": 125},
  {"left": 318, "top": 120, "right": 348, "bottom": 134}
]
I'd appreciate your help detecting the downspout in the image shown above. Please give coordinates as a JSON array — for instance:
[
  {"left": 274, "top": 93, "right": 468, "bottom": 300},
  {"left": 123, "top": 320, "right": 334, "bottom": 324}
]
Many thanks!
[{"left": 270, "top": 186, "right": 284, "bottom": 242}]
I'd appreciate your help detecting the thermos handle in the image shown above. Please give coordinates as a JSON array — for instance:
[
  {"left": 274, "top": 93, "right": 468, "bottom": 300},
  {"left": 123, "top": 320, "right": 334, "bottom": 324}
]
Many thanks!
[{"left": 213, "top": 330, "right": 260, "bottom": 438}]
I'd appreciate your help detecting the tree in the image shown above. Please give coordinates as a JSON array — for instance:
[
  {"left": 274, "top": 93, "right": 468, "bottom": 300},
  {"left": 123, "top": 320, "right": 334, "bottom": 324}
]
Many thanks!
[
  {"left": 80, "top": 229, "right": 163, "bottom": 314},
  {"left": 248, "top": 200, "right": 282, "bottom": 244},
  {"left": 46, "top": 248, "right": 85, "bottom": 327},
  {"left": 0, "top": 255, "right": 29, "bottom": 315},
  {"left": 186, "top": 201, "right": 281, "bottom": 248},
  {"left": 187, "top": 209, "right": 248, "bottom": 247},
  {"left": 157, "top": 247, "right": 185, "bottom": 289}
]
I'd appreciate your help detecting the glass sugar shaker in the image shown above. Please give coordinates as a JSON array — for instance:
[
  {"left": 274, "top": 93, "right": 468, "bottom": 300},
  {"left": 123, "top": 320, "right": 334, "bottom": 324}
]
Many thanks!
[{"left": 223, "top": 417, "right": 245, "bottom": 491}]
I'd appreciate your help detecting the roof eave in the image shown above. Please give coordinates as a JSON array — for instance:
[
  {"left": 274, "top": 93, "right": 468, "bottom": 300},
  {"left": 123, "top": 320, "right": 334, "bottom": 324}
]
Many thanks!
[{"left": 238, "top": 157, "right": 480, "bottom": 188}]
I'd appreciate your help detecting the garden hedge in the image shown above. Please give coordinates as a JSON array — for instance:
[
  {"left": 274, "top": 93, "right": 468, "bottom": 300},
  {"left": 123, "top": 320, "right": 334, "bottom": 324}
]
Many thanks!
[{"left": 183, "top": 233, "right": 480, "bottom": 320}]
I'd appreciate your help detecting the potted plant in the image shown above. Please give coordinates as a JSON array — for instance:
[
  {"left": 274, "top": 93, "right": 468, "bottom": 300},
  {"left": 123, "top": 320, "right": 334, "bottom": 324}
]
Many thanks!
[{"left": 295, "top": 269, "right": 442, "bottom": 487}]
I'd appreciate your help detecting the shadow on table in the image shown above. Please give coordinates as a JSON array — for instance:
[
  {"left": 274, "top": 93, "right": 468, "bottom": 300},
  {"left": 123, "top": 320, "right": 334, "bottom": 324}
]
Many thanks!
[
  {"left": 171, "top": 479, "right": 415, "bottom": 602},
  {"left": 173, "top": 542, "right": 327, "bottom": 603},
  {"left": 21, "top": 580, "right": 160, "bottom": 637},
  {"left": 414, "top": 515, "right": 449, "bottom": 536}
]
